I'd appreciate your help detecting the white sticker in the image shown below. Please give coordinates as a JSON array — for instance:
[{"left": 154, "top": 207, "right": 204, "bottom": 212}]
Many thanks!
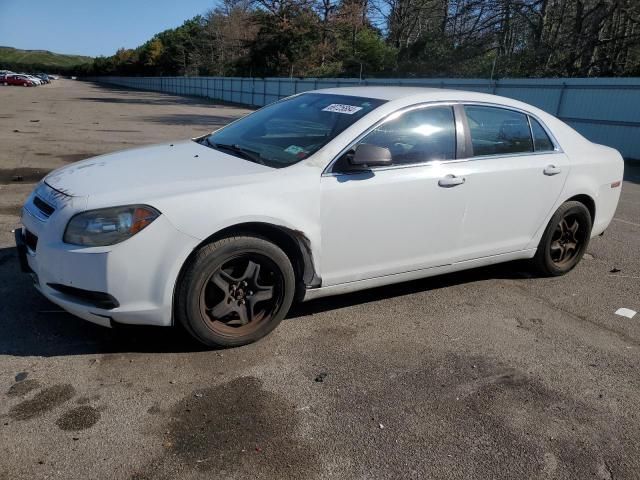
[
  {"left": 322, "top": 104, "right": 363, "bottom": 114},
  {"left": 284, "top": 145, "right": 305, "bottom": 155}
]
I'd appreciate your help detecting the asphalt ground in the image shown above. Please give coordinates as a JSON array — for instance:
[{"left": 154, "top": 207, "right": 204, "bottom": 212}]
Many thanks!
[{"left": 0, "top": 79, "right": 639, "bottom": 480}]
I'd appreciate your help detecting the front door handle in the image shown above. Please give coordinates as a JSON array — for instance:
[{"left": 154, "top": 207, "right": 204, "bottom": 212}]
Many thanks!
[
  {"left": 544, "top": 164, "right": 562, "bottom": 176},
  {"left": 438, "top": 174, "right": 465, "bottom": 188}
]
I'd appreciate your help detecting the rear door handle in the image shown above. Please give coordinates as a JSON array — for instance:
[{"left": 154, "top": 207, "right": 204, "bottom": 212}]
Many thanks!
[
  {"left": 438, "top": 174, "right": 465, "bottom": 187},
  {"left": 543, "top": 165, "right": 562, "bottom": 176}
]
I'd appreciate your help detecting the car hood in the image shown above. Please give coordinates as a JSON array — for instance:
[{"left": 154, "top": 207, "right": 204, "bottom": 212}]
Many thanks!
[{"left": 44, "top": 140, "right": 271, "bottom": 198}]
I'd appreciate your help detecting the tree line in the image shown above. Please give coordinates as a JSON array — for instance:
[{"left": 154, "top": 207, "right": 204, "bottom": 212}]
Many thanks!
[{"left": 83, "top": 0, "right": 640, "bottom": 78}]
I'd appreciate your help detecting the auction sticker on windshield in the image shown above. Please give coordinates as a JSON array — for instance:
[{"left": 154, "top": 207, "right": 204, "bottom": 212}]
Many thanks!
[
  {"left": 284, "top": 145, "right": 305, "bottom": 155},
  {"left": 322, "top": 104, "right": 364, "bottom": 114}
]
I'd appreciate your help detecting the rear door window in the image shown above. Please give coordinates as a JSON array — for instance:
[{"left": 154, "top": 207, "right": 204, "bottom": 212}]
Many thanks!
[
  {"left": 464, "top": 106, "right": 533, "bottom": 156},
  {"left": 529, "top": 117, "right": 555, "bottom": 152}
]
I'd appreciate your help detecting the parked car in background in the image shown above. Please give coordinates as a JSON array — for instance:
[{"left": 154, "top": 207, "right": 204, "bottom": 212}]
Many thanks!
[
  {"left": 35, "top": 74, "right": 50, "bottom": 83},
  {"left": 16, "top": 87, "right": 624, "bottom": 348},
  {"left": 24, "top": 74, "right": 43, "bottom": 85},
  {"left": 4, "top": 74, "right": 36, "bottom": 87},
  {"left": 1, "top": 71, "right": 17, "bottom": 85}
]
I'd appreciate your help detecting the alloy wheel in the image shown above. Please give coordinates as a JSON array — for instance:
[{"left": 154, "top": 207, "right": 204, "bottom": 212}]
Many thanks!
[
  {"left": 549, "top": 213, "right": 586, "bottom": 266},
  {"left": 199, "top": 254, "right": 284, "bottom": 337}
]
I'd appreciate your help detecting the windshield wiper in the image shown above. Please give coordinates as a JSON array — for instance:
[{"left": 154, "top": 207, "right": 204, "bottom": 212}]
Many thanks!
[{"left": 208, "top": 140, "right": 266, "bottom": 166}]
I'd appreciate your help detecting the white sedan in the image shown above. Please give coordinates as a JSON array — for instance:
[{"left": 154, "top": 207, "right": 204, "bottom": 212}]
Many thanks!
[
  {"left": 17, "top": 87, "right": 623, "bottom": 347},
  {"left": 24, "top": 74, "right": 43, "bottom": 85}
]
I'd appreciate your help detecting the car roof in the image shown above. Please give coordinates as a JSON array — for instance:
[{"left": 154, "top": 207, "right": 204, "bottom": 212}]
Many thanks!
[
  {"left": 313, "top": 86, "right": 459, "bottom": 101},
  {"left": 311, "top": 85, "right": 547, "bottom": 116}
]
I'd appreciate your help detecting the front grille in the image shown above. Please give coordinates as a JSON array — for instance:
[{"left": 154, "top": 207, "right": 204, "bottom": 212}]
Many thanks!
[
  {"left": 33, "top": 196, "right": 55, "bottom": 217},
  {"left": 24, "top": 229, "right": 38, "bottom": 251}
]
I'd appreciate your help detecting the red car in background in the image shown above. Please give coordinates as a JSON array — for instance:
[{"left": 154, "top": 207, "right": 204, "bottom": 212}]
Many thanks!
[{"left": 3, "top": 74, "right": 36, "bottom": 87}]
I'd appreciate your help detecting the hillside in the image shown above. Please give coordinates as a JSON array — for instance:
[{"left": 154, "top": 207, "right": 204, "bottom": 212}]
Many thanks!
[{"left": 0, "top": 46, "right": 92, "bottom": 71}]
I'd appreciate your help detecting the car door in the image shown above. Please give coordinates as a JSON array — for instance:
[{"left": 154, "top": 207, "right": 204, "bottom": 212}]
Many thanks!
[
  {"left": 319, "top": 104, "right": 469, "bottom": 286},
  {"left": 456, "top": 104, "right": 569, "bottom": 260}
]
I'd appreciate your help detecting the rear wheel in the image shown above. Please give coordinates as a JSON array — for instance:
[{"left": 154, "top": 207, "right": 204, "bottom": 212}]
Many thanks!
[
  {"left": 532, "top": 201, "right": 592, "bottom": 276},
  {"left": 176, "top": 236, "right": 295, "bottom": 347}
]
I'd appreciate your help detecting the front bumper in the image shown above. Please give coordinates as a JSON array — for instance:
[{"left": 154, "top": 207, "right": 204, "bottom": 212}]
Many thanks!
[
  {"left": 18, "top": 186, "right": 199, "bottom": 328},
  {"left": 14, "top": 228, "right": 32, "bottom": 274}
]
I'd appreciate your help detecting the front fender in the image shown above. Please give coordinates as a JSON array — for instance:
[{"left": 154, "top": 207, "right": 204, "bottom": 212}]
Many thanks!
[{"left": 156, "top": 167, "right": 323, "bottom": 300}]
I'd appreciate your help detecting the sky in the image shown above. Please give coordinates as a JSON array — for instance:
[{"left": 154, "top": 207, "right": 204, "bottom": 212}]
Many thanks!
[{"left": 0, "top": 0, "right": 217, "bottom": 57}]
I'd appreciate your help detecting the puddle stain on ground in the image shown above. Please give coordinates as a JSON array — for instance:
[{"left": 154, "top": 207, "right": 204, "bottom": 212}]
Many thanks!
[
  {"left": 0, "top": 205, "right": 22, "bottom": 216},
  {"left": 134, "top": 376, "right": 316, "bottom": 479},
  {"left": 6, "top": 379, "right": 41, "bottom": 397},
  {"left": 56, "top": 406, "right": 101, "bottom": 431},
  {"left": 75, "top": 394, "right": 100, "bottom": 405},
  {"left": 58, "top": 153, "right": 101, "bottom": 163},
  {"left": 0, "top": 167, "right": 51, "bottom": 184},
  {"left": 8, "top": 384, "right": 75, "bottom": 420},
  {"left": 97, "top": 129, "right": 142, "bottom": 133}
]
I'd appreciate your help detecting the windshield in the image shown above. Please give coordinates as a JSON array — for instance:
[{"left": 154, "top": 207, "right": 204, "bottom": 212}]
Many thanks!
[{"left": 198, "top": 93, "right": 386, "bottom": 168}]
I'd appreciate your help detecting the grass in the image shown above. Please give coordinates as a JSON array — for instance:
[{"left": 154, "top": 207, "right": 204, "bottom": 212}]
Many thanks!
[{"left": 0, "top": 46, "right": 92, "bottom": 71}]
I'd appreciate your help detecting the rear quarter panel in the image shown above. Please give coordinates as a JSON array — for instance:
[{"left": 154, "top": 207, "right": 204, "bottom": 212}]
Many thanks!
[
  {"left": 561, "top": 143, "right": 624, "bottom": 236},
  {"left": 527, "top": 112, "right": 624, "bottom": 246}
]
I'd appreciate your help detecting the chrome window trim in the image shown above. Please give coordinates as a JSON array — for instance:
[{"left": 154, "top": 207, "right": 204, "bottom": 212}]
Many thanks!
[
  {"left": 527, "top": 114, "right": 536, "bottom": 151},
  {"left": 322, "top": 100, "right": 563, "bottom": 177}
]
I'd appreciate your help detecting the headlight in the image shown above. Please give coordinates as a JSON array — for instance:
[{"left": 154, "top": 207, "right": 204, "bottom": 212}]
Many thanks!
[{"left": 64, "top": 205, "right": 160, "bottom": 246}]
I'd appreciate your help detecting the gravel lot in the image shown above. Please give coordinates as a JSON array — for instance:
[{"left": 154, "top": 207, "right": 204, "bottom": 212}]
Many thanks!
[{"left": 0, "top": 79, "right": 639, "bottom": 480}]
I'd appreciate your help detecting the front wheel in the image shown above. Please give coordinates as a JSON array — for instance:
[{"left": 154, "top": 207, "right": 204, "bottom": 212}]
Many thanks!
[
  {"left": 176, "top": 236, "right": 296, "bottom": 347},
  {"left": 532, "top": 201, "right": 592, "bottom": 276}
]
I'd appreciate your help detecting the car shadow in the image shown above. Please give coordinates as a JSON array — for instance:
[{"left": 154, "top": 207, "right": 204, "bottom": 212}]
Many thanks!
[
  {"left": 0, "top": 246, "right": 207, "bottom": 357},
  {"left": 1, "top": 245, "right": 536, "bottom": 357},
  {"left": 78, "top": 95, "right": 216, "bottom": 108},
  {"left": 138, "top": 113, "right": 240, "bottom": 127},
  {"left": 287, "top": 262, "right": 534, "bottom": 319},
  {"left": 80, "top": 82, "right": 256, "bottom": 111}
]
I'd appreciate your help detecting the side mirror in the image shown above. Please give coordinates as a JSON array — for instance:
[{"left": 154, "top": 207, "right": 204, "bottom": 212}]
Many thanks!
[{"left": 349, "top": 144, "right": 392, "bottom": 169}]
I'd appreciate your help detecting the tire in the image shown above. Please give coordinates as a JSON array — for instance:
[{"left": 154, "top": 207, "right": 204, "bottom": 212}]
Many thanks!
[
  {"left": 532, "top": 201, "right": 592, "bottom": 276},
  {"left": 176, "top": 236, "right": 296, "bottom": 348}
]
